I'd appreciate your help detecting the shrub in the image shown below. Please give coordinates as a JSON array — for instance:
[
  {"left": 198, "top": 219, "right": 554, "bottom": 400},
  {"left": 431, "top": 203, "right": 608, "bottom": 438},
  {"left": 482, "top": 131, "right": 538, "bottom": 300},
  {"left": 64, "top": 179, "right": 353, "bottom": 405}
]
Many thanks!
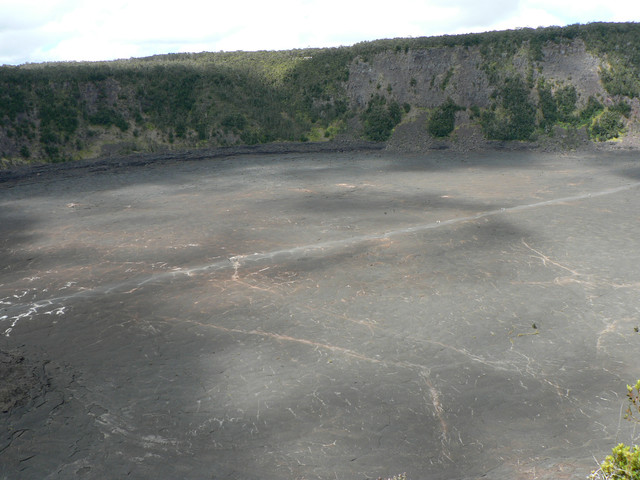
[
  {"left": 427, "top": 98, "right": 463, "bottom": 137},
  {"left": 590, "top": 381, "right": 640, "bottom": 480},
  {"left": 580, "top": 96, "right": 605, "bottom": 124},
  {"left": 626, "top": 380, "right": 640, "bottom": 423},
  {"left": 440, "top": 67, "right": 454, "bottom": 90},
  {"left": 37, "top": 87, "right": 80, "bottom": 136},
  {"left": 601, "top": 64, "right": 640, "bottom": 98},
  {"left": 221, "top": 113, "right": 248, "bottom": 131},
  {"left": 538, "top": 80, "right": 583, "bottom": 129},
  {"left": 89, "top": 107, "right": 129, "bottom": 131},
  {"left": 481, "top": 76, "right": 537, "bottom": 141},
  {"left": 361, "top": 94, "right": 403, "bottom": 141},
  {"left": 175, "top": 122, "right": 186, "bottom": 138},
  {"left": 0, "top": 89, "right": 27, "bottom": 121},
  {"left": 588, "top": 109, "right": 625, "bottom": 141},
  {"left": 591, "top": 444, "right": 640, "bottom": 480},
  {"left": 555, "top": 85, "right": 578, "bottom": 122},
  {"left": 538, "top": 80, "right": 558, "bottom": 130},
  {"left": 611, "top": 100, "right": 632, "bottom": 118}
]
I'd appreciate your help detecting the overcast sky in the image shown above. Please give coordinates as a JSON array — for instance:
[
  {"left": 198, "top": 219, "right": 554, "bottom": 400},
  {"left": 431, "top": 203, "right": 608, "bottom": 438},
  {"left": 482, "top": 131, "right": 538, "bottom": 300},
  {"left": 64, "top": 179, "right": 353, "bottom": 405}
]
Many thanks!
[{"left": 1, "top": 0, "right": 639, "bottom": 65}]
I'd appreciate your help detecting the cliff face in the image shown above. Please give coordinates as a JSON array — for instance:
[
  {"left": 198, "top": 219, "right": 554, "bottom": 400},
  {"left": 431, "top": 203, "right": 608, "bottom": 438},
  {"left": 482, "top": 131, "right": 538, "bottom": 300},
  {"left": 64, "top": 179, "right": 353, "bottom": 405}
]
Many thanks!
[
  {"left": 346, "top": 38, "right": 639, "bottom": 151},
  {"left": 537, "top": 40, "right": 606, "bottom": 101},
  {"left": 347, "top": 40, "right": 608, "bottom": 110},
  {"left": 1, "top": 24, "right": 640, "bottom": 165},
  {"left": 347, "top": 46, "right": 492, "bottom": 110}
]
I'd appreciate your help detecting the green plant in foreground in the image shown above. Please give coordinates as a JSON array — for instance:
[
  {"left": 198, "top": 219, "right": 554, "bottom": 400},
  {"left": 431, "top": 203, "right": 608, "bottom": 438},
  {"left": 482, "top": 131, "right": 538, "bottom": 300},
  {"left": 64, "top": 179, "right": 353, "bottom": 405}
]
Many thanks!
[
  {"left": 591, "top": 444, "right": 640, "bottom": 480},
  {"left": 590, "top": 381, "right": 640, "bottom": 479},
  {"left": 625, "top": 380, "right": 640, "bottom": 423}
]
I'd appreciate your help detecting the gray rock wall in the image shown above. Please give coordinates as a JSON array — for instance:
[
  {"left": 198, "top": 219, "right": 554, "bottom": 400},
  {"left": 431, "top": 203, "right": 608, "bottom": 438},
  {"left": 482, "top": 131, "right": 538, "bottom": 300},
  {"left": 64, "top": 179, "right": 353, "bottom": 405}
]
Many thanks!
[{"left": 346, "top": 46, "right": 492, "bottom": 109}]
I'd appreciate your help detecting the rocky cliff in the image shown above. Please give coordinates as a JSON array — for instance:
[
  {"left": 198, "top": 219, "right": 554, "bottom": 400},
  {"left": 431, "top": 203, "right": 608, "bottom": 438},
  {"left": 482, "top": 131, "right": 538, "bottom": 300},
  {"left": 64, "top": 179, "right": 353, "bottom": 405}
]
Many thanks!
[
  {"left": 1, "top": 23, "right": 640, "bottom": 165},
  {"left": 346, "top": 37, "right": 640, "bottom": 152}
]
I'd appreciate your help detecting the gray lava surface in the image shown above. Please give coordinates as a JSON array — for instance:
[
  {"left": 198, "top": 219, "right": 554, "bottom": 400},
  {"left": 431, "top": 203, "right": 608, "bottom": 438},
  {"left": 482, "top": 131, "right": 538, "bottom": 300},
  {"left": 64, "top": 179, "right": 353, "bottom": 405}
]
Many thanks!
[{"left": 1, "top": 150, "right": 640, "bottom": 479}]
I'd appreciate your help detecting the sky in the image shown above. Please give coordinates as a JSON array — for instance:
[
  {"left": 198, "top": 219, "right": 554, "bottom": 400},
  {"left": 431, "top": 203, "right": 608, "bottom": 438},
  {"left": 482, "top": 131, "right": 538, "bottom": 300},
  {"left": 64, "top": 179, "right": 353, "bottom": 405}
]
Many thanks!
[{"left": 1, "top": 0, "right": 639, "bottom": 66}]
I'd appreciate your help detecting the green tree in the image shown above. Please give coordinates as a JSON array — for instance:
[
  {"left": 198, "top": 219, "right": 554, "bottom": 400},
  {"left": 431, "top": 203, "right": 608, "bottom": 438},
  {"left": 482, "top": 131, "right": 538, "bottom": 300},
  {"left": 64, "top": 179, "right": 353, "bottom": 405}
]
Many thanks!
[
  {"left": 579, "top": 96, "right": 604, "bottom": 124},
  {"left": 555, "top": 85, "right": 578, "bottom": 123},
  {"left": 601, "top": 64, "right": 640, "bottom": 98},
  {"left": 537, "top": 80, "right": 558, "bottom": 130},
  {"left": 427, "top": 98, "right": 463, "bottom": 137},
  {"left": 361, "top": 94, "right": 403, "bottom": 141},
  {"left": 589, "top": 109, "right": 625, "bottom": 141},
  {"left": 481, "top": 76, "right": 536, "bottom": 141}
]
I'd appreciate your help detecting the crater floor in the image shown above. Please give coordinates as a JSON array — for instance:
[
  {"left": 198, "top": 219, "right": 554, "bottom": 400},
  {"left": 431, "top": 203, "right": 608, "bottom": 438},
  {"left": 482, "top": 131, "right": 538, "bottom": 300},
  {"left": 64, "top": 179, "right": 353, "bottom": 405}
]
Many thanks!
[{"left": 1, "top": 150, "right": 639, "bottom": 479}]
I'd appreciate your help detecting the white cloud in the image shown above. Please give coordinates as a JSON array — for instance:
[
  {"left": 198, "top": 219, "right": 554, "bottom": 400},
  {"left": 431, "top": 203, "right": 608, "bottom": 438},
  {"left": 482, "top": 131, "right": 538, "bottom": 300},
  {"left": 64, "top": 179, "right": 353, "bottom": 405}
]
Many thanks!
[{"left": 0, "top": 0, "right": 639, "bottom": 64}]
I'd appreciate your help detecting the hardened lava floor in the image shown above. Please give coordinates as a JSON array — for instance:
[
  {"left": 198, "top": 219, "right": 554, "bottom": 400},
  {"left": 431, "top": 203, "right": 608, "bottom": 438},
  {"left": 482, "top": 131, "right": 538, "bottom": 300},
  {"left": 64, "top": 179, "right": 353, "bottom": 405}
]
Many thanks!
[{"left": 1, "top": 150, "right": 640, "bottom": 479}]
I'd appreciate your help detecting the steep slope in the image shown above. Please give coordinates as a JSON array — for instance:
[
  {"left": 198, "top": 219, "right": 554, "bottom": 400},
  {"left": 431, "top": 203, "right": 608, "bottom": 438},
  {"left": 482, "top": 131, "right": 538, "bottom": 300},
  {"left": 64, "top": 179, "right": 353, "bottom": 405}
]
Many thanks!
[
  {"left": 346, "top": 26, "right": 640, "bottom": 151},
  {"left": 1, "top": 23, "right": 640, "bottom": 164}
]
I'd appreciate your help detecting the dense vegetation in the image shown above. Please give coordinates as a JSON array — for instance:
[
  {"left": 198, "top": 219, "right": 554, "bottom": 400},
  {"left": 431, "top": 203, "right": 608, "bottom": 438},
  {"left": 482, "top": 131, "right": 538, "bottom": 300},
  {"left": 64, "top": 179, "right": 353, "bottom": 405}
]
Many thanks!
[
  {"left": 427, "top": 98, "right": 463, "bottom": 138},
  {"left": 1, "top": 22, "right": 639, "bottom": 163},
  {"left": 0, "top": 59, "right": 314, "bottom": 161},
  {"left": 361, "top": 94, "right": 403, "bottom": 141}
]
